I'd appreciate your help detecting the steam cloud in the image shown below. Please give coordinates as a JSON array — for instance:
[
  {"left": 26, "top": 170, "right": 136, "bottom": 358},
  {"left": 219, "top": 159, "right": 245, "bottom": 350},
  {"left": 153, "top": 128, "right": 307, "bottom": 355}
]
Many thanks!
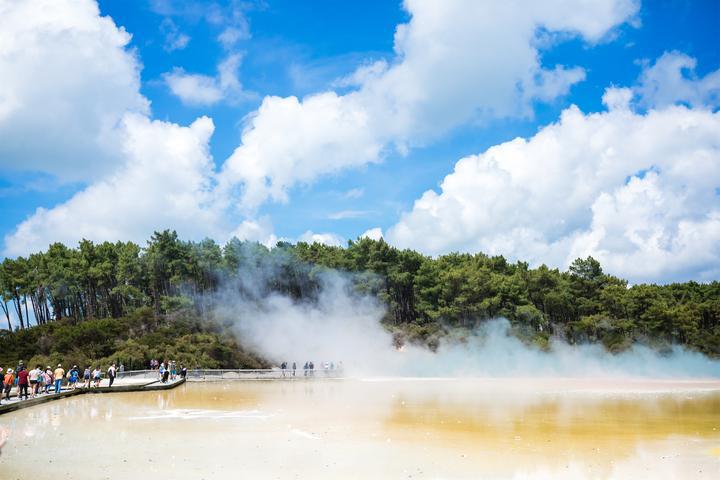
[{"left": 211, "top": 252, "right": 720, "bottom": 379}]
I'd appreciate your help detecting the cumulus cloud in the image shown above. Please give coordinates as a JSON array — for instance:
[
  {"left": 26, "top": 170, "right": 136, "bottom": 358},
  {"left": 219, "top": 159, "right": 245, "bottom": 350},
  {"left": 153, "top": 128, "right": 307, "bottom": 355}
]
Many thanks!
[
  {"left": 3, "top": 115, "right": 228, "bottom": 257},
  {"left": 220, "top": 0, "right": 639, "bottom": 210},
  {"left": 164, "top": 54, "right": 247, "bottom": 106},
  {"left": 0, "top": 0, "right": 647, "bottom": 269},
  {"left": 220, "top": 92, "right": 384, "bottom": 209},
  {"left": 0, "top": 0, "right": 149, "bottom": 181},
  {"left": 386, "top": 88, "right": 720, "bottom": 283},
  {"left": 228, "top": 217, "right": 278, "bottom": 248},
  {"left": 635, "top": 51, "right": 720, "bottom": 109},
  {"left": 297, "top": 231, "right": 345, "bottom": 247},
  {"left": 361, "top": 228, "right": 384, "bottom": 241}
]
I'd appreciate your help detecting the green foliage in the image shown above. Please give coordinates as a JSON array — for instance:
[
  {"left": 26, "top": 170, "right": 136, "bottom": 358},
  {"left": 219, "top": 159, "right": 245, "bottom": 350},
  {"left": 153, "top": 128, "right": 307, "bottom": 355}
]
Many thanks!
[
  {"left": 0, "top": 312, "right": 268, "bottom": 370},
  {"left": 0, "top": 231, "right": 718, "bottom": 365}
]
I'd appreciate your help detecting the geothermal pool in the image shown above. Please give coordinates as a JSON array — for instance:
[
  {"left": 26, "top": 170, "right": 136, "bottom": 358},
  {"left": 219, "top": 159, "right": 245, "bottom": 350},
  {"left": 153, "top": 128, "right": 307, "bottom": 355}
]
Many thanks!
[{"left": 1, "top": 378, "right": 719, "bottom": 479}]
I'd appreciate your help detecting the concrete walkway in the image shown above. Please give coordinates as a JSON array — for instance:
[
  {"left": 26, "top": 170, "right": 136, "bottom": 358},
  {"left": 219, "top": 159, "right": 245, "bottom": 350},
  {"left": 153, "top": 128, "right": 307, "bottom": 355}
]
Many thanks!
[{"left": 0, "top": 376, "right": 185, "bottom": 415}]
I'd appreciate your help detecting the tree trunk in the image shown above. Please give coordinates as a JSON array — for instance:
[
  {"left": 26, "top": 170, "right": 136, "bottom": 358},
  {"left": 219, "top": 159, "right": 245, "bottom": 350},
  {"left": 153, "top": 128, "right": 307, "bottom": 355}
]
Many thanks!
[
  {"left": 13, "top": 293, "right": 24, "bottom": 329},
  {"left": 23, "top": 294, "right": 30, "bottom": 327},
  {"left": 1, "top": 300, "right": 11, "bottom": 331}
]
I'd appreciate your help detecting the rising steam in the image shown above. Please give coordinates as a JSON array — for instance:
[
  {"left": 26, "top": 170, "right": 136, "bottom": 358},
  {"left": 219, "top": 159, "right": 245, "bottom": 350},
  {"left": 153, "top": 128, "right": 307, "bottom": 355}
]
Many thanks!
[{"left": 211, "top": 252, "right": 720, "bottom": 379}]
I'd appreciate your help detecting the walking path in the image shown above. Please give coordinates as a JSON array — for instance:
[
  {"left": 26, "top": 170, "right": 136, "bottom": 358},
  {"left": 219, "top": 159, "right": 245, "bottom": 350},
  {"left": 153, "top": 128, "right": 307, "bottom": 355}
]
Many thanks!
[{"left": 0, "top": 376, "right": 185, "bottom": 415}]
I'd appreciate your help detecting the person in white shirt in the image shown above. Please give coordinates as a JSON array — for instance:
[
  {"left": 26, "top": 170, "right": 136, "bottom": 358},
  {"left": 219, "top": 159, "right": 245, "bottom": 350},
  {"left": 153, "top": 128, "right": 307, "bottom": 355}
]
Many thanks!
[
  {"left": 28, "top": 366, "right": 41, "bottom": 397},
  {"left": 107, "top": 364, "right": 117, "bottom": 387}
]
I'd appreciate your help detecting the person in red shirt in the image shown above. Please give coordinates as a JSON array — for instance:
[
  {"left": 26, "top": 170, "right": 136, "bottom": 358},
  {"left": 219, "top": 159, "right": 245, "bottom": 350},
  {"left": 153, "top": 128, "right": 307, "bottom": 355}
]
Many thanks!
[{"left": 17, "top": 368, "right": 29, "bottom": 400}]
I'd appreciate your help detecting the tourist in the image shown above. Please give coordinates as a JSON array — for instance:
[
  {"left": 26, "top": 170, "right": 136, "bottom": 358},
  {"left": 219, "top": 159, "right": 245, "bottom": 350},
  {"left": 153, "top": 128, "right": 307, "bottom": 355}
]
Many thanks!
[
  {"left": 162, "top": 364, "right": 170, "bottom": 383},
  {"left": 107, "top": 364, "right": 116, "bottom": 387},
  {"left": 53, "top": 364, "right": 64, "bottom": 393},
  {"left": 29, "top": 365, "right": 41, "bottom": 397},
  {"left": 83, "top": 367, "right": 91, "bottom": 388},
  {"left": 92, "top": 367, "right": 102, "bottom": 387},
  {"left": 180, "top": 365, "right": 187, "bottom": 379},
  {"left": 159, "top": 362, "right": 166, "bottom": 381},
  {"left": 3, "top": 369, "right": 14, "bottom": 401},
  {"left": 309, "top": 361, "right": 314, "bottom": 376},
  {"left": 170, "top": 361, "right": 176, "bottom": 380},
  {"left": 303, "top": 362, "right": 308, "bottom": 376},
  {"left": 68, "top": 367, "right": 79, "bottom": 390},
  {"left": 281, "top": 361, "right": 287, "bottom": 377},
  {"left": 119, "top": 363, "right": 125, "bottom": 374},
  {"left": 292, "top": 362, "right": 297, "bottom": 376},
  {"left": 17, "top": 366, "right": 29, "bottom": 400},
  {"left": 44, "top": 367, "right": 53, "bottom": 394}
]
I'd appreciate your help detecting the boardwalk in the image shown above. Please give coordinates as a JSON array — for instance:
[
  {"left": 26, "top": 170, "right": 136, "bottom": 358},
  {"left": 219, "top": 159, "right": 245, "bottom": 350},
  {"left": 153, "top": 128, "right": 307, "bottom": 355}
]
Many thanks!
[{"left": 119, "top": 368, "right": 344, "bottom": 381}]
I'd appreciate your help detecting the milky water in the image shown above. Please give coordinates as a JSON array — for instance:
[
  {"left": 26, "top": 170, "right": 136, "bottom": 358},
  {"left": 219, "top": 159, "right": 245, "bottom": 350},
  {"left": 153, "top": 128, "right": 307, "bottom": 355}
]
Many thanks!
[{"left": 1, "top": 378, "right": 719, "bottom": 479}]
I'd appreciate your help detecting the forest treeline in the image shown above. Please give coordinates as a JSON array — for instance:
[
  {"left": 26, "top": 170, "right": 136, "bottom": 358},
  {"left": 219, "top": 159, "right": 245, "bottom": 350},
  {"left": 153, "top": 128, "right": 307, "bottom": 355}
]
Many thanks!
[{"left": 1, "top": 230, "right": 718, "bottom": 367}]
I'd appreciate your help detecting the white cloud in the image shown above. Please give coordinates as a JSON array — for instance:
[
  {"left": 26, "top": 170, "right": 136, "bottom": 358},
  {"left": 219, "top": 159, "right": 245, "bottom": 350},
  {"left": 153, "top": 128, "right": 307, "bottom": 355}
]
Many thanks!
[
  {"left": 0, "top": 0, "right": 149, "bottom": 181},
  {"left": 3, "top": 115, "right": 228, "bottom": 256},
  {"left": 220, "top": 92, "right": 384, "bottom": 209},
  {"left": 164, "top": 53, "right": 246, "bottom": 106},
  {"left": 151, "top": 0, "right": 250, "bottom": 50},
  {"left": 160, "top": 18, "right": 190, "bottom": 52},
  {"left": 0, "top": 0, "right": 648, "bottom": 268},
  {"left": 342, "top": 188, "right": 365, "bottom": 199},
  {"left": 297, "top": 231, "right": 344, "bottom": 247},
  {"left": 635, "top": 51, "right": 720, "bottom": 109},
  {"left": 228, "top": 217, "right": 278, "bottom": 248},
  {"left": 386, "top": 89, "right": 720, "bottom": 283},
  {"left": 218, "top": 26, "right": 249, "bottom": 49},
  {"left": 220, "top": 0, "right": 638, "bottom": 210},
  {"left": 328, "top": 210, "right": 370, "bottom": 220},
  {"left": 361, "top": 228, "right": 384, "bottom": 241}
]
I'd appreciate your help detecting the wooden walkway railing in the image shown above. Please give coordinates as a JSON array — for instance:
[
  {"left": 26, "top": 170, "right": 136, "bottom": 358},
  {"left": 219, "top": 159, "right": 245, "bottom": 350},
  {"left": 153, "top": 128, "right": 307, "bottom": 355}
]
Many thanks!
[{"left": 119, "top": 368, "right": 343, "bottom": 381}]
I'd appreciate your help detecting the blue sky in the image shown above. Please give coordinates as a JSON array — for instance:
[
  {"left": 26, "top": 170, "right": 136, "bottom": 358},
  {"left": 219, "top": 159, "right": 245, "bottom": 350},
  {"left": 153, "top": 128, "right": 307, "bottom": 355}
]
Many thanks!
[{"left": 1, "top": 0, "right": 719, "bottom": 283}]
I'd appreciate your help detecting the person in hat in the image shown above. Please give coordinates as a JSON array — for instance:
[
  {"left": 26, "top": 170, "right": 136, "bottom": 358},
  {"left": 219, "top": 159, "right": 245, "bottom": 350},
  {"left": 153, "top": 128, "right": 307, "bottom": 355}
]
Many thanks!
[
  {"left": 53, "top": 364, "right": 65, "bottom": 394},
  {"left": 68, "top": 367, "right": 79, "bottom": 390},
  {"left": 44, "top": 366, "right": 53, "bottom": 394},
  {"left": 2, "top": 369, "right": 14, "bottom": 402}
]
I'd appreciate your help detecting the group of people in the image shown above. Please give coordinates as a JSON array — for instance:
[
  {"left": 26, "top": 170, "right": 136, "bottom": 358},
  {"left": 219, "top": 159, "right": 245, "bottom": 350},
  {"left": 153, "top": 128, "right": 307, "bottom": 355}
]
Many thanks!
[
  {"left": 280, "top": 361, "right": 343, "bottom": 377},
  {"left": 1, "top": 361, "right": 124, "bottom": 404},
  {"left": 150, "top": 359, "right": 185, "bottom": 383}
]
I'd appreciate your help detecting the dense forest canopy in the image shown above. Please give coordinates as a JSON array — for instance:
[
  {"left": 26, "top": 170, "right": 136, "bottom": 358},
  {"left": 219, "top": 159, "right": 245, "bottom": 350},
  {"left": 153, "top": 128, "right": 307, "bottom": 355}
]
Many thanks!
[{"left": 1, "top": 230, "right": 718, "bottom": 368}]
